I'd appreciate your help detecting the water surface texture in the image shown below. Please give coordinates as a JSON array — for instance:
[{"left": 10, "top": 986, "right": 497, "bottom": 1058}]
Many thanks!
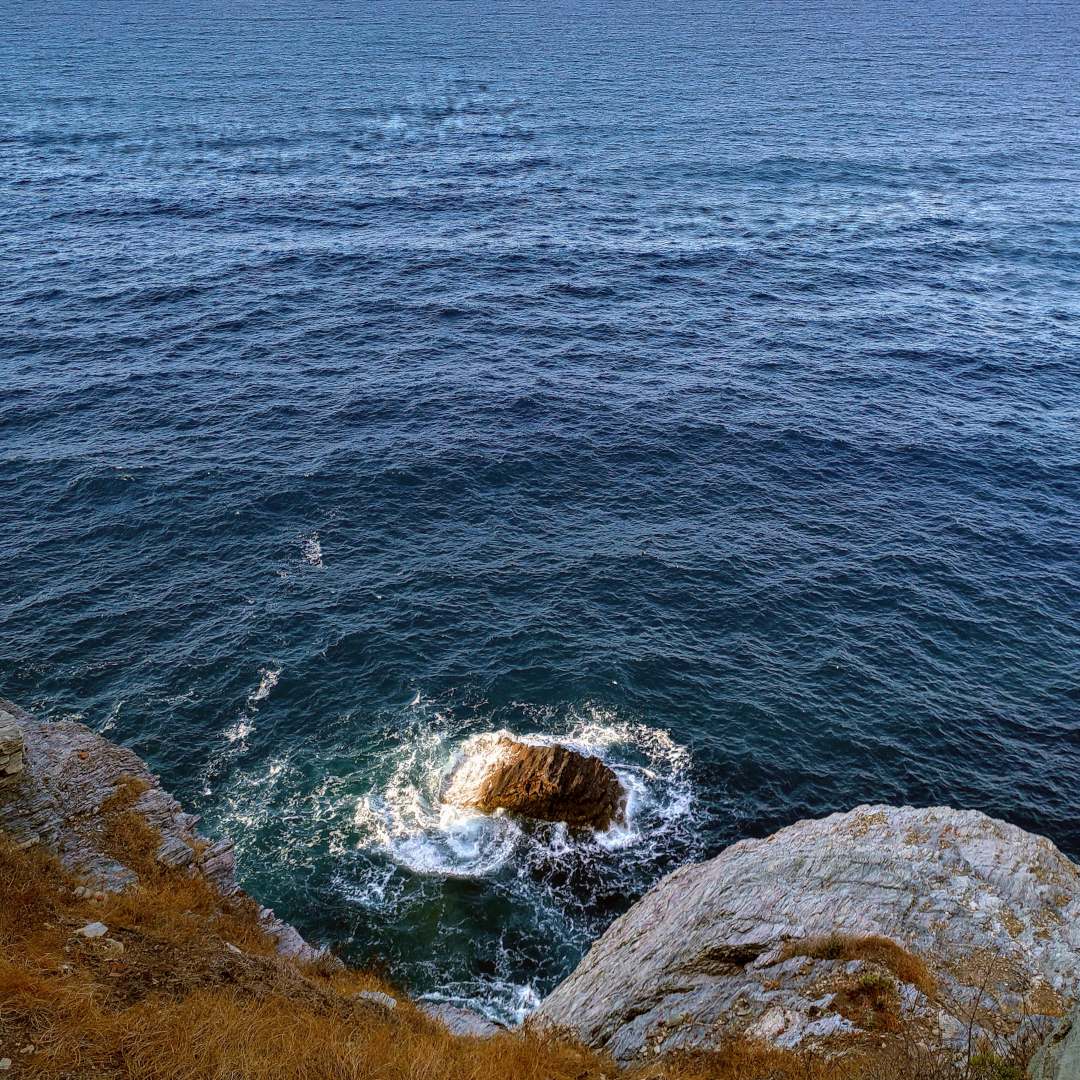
[{"left": 3, "top": 0, "right": 1079, "bottom": 1021}]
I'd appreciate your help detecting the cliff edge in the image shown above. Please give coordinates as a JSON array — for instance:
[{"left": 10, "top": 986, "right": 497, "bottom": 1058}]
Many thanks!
[
  {"left": 533, "top": 804, "right": 1080, "bottom": 1064},
  {"left": 0, "top": 696, "right": 317, "bottom": 960},
  {"left": 2, "top": 695, "right": 1075, "bottom": 1079}
]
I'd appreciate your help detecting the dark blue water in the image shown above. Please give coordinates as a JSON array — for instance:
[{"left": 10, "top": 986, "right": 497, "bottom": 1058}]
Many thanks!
[{"left": 3, "top": 0, "right": 1079, "bottom": 1022}]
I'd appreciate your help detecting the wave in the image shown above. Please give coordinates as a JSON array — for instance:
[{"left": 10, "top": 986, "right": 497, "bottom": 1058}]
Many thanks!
[{"left": 248, "top": 666, "right": 281, "bottom": 705}]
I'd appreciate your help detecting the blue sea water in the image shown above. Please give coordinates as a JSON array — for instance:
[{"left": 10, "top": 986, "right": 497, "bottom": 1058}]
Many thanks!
[{"left": 2, "top": 0, "right": 1079, "bottom": 1022}]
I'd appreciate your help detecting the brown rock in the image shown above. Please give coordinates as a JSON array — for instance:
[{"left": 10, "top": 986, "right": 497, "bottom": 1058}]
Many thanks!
[{"left": 445, "top": 736, "right": 626, "bottom": 830}]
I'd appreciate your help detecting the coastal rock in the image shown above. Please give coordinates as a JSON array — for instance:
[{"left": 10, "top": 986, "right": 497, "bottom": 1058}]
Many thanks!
[
  {"left": 443, "top": 735, "right": 626, "bottom": 830},
  {"left": 533, "top": 805, "right": 1080, "bottom": 1061},
  {"left": 422, "top": 1002, "right": 506, "bottom": 1037},
  {"left": 1029, "top": 1006, "right": 1080, "bottom": 1080},
  {"left": 0, "top": 697, "right": 322, "bottom": 963},
  {"left": 0, "top": 706, "right": 25, "bottom": 789}
]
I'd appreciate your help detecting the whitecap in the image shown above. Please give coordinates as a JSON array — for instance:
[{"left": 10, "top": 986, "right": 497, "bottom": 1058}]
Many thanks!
[
  {"left": 301, "top": 533, "right": 323, "bottom": 567},
  {"left": 224, "top": 717, "right": 254, "bottom": 743},
  {"left": 248, "top": 665, "right": 281, "bottom": 706}
]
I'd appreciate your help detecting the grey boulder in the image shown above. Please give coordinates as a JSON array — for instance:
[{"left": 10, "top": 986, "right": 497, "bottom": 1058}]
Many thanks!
[{"left": 533, "top": 805, "right": 1080, "bottom": 1062}]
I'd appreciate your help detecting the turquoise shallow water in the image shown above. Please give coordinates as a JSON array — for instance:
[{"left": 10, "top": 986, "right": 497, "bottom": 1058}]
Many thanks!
[{"left": 2, "top": 0, "right": 1079, "bottom": 1022}]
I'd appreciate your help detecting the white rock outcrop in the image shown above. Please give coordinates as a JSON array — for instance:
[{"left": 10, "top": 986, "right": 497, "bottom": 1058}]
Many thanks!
[
  {"left": 0, "top": 705, "right": 25, "bottom": 788},
  {"left": 533, "top": 805, "right": 1080, "bottom": 1061}
]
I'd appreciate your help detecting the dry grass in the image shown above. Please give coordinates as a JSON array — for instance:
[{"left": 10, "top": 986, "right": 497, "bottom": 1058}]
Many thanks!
[
  {"left": 0, "top": 832, "right": 1041, "bottom": 1080},
  {"left": 634, "top": 1039, "right": 1032, "bottom": 1080},
  {"left": 780, "top": 933, "right": 937, "bottom": 998},
  {"left": 97, "top": 776, "right": 158, "bottom": 879},
  {"left": 116, "top": 993, "right": 610, "bottom": 1080}
]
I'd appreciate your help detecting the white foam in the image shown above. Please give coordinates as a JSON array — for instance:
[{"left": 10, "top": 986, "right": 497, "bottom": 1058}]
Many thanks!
[
  {"left": 98, "top": 700, "right": 122, "bottom": 735},
  {"left": 225, "top": 717, "right": 254, "bottom": 743},
  {"left": 353, "top": 724, "right": 524, "bottom": 879},
  {"left": 249, "top": 666, "right": 280, "bottom": 705},
  {"left": 301, "top": 533, "right": 323, "bottom": 567},
  {"left": 420, "top": 981, "right": 540, "bottom": 1028}
]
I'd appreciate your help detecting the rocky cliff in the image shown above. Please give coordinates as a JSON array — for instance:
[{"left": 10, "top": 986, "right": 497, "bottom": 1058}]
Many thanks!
[
  {"left": 0, "top": 696, "right": 317, "bottom": 960},
  {"left": 533, "top": 804, "right": 1080, "bottom": 1063},
  {"left": 3, "top": 696, "right": 1077, "bottom": 1078}
]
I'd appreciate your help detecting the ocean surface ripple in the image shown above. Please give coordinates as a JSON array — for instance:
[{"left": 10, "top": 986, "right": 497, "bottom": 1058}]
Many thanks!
[{"left": 2, "top": 0, "right": 1079, "bottom": 1021}]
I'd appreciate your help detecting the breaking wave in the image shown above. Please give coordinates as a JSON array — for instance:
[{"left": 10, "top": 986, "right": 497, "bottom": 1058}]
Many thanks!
[
  {"left": 340, "top": 699, "right": 700, "bottom": 1022},
  {"left": 353, "top": 704, "right": 695, "bottom": 881}
]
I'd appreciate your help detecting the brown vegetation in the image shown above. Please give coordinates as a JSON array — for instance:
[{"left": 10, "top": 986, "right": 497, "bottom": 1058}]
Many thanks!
[
  {"left": 780, "top": 932, "right": 937, "bottom": 998},
  {"left": 635, "top": 1040, "right": 1031, "bottom": 1080},
  {"left": 0, "top": 830, "right": 1040, "bottom": 1080}
]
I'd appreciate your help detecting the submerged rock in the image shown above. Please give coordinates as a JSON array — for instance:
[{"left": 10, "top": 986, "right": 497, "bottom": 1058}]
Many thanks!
[
  {"left": 443, "top": 735, "right": 626, "bottom": 830},
  {"left": 533, "top": 805, "right": 1080, "bottom": 1062}
]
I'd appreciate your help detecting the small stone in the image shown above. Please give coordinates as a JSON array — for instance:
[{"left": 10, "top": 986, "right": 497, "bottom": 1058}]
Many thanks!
[
  {"left": 75, "top": 921, "right": 108, "bottom": 939},
  {"left": 100, "top": 937, "right": 125, "bottom": 958},
  {"left": 354, "top": 989, "right": 397, "bottom": 1011},
  {"left": 0, "top": 1060, "right": 11, "bottom": 1071},
  {"left": 225, "top": 942, "right": 242, "bottom": 955}
]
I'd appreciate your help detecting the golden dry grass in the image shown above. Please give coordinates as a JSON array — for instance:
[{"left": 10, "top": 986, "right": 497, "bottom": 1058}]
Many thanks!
[{"left": 780, "top": 932, "right": 937, "bottom": 998}]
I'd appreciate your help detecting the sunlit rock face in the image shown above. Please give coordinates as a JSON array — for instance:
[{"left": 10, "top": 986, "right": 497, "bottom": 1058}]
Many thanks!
[
  {"left": 534, "top": 805, "right": 1080, "bottom": 1062},
  {"left": 443, "top": 734, "right": 626, "bottom": 831}
]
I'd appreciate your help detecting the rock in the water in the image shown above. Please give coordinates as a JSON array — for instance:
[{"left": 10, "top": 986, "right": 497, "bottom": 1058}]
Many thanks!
[
  {"left": 443, "top": 734, "right": 625, "bottom": 830},
  {"left": 1029, "top": 1006, "right": 1080, "bottom": 1080},
  {"left": 533, "top": 805, "right": 1080, "bottom": 1062}
]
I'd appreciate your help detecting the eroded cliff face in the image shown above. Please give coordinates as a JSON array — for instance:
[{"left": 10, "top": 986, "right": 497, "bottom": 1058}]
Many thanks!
[
  {"left": 533, "top": 805, "right": 1080, "bottom": 1062},
  {"left": 0, "top": 697, "right": 316, "bottom": 960}
]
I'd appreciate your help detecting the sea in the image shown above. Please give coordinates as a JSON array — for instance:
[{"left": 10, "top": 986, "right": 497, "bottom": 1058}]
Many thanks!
[{"left": 2, "top": 0, "right": 1078, "bottom": 1025}]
